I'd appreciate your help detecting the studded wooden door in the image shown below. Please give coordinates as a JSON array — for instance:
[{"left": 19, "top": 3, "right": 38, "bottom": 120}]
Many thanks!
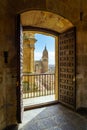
[
  {"left": 59, "top": 28, "right": 76, "bottom": 109},
  {"left": 16, "top": 14, "right": 23, "bottom": 123}
]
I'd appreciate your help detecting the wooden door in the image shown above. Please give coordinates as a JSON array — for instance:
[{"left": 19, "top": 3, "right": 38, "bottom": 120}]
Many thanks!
[
  {"left": 16, "top": 14, "right": 23, "bottom": 123},
  {"left": 59, "top": 28, "right": 76, "bottom": 109}
]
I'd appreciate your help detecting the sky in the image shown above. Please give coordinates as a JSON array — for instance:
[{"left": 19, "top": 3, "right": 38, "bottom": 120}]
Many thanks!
[{"left": 34, "top": 33, "right": 55, "bottom": 65}]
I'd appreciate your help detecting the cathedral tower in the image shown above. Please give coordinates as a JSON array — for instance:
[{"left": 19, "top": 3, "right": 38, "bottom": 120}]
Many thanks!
[{"left": 42, "top": 46, "right": 48, "bottom": 73}]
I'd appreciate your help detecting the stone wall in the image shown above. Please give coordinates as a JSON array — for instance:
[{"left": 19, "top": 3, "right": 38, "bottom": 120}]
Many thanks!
[
  {"left": 0, "top": 1, "right": 17, "bottom": 129},
  {"left": 76, "top": 22, "right": 87, "bottom": 109}
]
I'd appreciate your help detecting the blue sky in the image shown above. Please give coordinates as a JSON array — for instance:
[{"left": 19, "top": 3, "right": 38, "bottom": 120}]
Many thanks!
[{"left": 34, "top": 33, "right": 55, "bottom": 65}]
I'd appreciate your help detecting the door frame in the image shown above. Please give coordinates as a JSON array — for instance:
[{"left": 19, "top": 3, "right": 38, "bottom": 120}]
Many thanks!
[
  {"left": 16, "top": 22, "right": 59, "bottom": 121},
  {"left": 23, "top": 26, "right": 59, "bottom": 108},
  {"left": 16, "top": 14, "right": 76, "bottom": 121},
  {"left": 16, "top": 14, "right": 23, "bottom": 123}
]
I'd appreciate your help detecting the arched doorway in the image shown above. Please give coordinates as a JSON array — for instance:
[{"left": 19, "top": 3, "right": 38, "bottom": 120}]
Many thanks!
[{"left": 16, "top": 10, "right": 76, "bottom": 122}]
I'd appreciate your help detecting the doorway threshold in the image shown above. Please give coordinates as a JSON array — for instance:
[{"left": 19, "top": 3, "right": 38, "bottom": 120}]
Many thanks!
[
  {"left": 24, "top": 100, "right": 58, "bottom": 111},
  {"left": 23, "top": 95, "right": 58, "bottom": 110}
]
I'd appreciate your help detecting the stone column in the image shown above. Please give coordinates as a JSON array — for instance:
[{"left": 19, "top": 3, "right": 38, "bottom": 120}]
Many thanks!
[
  {"left": 23, "top": 39, "right": 31, "bottom": 73},
  {"left": 23, "top": 32, "right": 37, "bottom": 73},
  {"left": 29, "top": 38, "right": 37, "bottom": 73}
]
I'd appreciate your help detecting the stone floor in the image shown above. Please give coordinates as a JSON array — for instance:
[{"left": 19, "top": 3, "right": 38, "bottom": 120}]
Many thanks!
[{"left": 18, "top": 104, "right": 87, "bottom": 130}]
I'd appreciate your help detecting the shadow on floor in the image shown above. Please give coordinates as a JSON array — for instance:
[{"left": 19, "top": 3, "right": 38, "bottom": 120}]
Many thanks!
[
  {"left": 19, "top": 104, "right": 87, "bottom": 130},
  {"left": 3, "top": 124, "right": 18, "bottom": 130},
  {"left": 77, "top": 107, "right": 87, "bottom": 119},
  {"left": 4, "top": 104, "right": 87, "bottom": 130}
]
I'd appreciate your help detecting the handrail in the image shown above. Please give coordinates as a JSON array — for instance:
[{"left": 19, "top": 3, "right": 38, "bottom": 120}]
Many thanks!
[
  {"left": 22, "top": 72, "right": 54, "bottom": 76},
  {"left": 22, "top": 73, "right": 55, "bottom": 99}
]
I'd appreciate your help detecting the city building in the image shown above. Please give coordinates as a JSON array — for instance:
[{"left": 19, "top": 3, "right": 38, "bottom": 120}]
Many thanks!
[{"left": 35, "top": 46, "right": 48, "bottom": 73}]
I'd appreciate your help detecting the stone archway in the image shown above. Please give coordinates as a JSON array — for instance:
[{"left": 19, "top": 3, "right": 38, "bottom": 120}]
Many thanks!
[
  {"left": 16, "top": 8, "right": 78, "bottom": 122},
  {"left": 19, "top": 10, "right": 75, "bottom": 106},
  {"left": 20, "top": 10, "right": 74, "bottom": 99},
  {"left": 21, "top": 10, "right": 74, "bottom": 33}
]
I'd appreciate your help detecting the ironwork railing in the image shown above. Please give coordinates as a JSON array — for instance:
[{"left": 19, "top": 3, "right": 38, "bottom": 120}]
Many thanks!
[{"left": 22, "top": 73, "right": 55, "bottom": 99}]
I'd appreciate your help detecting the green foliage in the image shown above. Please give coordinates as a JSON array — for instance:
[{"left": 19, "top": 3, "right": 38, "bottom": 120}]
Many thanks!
[{"left": 22, "top": 81, "right": 38, "bottom": 93}]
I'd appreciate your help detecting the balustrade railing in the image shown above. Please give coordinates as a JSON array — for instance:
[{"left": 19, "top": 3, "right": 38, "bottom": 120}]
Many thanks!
[{"left": 22, "top": 73, "right": 55, "bottom": 99}]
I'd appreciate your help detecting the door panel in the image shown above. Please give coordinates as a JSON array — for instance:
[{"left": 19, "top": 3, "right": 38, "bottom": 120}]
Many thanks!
[
  {"left": 59, "top": 28, "right": 76, "bottom": 109},
  {"left": 16, "top": 14, "right": 23, "bottom": 123}
]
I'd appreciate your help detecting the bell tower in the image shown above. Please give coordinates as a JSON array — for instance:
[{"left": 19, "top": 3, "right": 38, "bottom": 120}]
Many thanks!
[{"left": 42, "top": 46, "right": 48, "bottom": 73}]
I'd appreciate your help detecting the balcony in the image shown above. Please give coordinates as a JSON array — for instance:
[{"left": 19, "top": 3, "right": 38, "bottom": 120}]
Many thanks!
[{"left": 22, "top": 73, "right": 55, "bottom": 107}]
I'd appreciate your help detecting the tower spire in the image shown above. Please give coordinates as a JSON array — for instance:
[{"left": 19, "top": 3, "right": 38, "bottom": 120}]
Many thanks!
[{"left": 44, "top": 45, "right": 47, "bottom": 51}]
